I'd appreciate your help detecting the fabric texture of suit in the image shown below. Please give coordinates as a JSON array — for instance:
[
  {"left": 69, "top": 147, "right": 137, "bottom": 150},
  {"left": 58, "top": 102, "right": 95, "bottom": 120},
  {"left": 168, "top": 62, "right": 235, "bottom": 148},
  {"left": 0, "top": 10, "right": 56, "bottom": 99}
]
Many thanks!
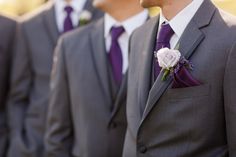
[
  {"left": 45, "top": 18, "right": 127, "bottom": 157},
  {"left": 7, "top": 1, "right": 103, "bottom": 157},
  {"left": 0, "top": 15, "right": 16, "bottom": 157},
  {"left": 123, "top": 0, "right": 236, "bottom": 156}
]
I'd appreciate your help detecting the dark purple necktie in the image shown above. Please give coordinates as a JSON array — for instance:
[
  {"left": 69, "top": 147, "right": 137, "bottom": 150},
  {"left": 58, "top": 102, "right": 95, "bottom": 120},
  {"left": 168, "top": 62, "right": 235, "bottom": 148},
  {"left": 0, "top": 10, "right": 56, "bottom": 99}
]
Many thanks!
[
  {"left": 108, "top": 26, "right": 125, "bottom": 86},
  {"left": 154, "top": 23, "right": 175, "bottom": 79},
  {"left": 63, "top": 6, "right": 74, "bottom": 33}
]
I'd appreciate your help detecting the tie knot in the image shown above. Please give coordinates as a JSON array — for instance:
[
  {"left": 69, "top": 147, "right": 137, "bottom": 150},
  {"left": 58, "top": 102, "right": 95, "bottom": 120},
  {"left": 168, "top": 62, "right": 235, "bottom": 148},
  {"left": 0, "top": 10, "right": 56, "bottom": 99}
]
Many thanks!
[
  {"left": 110, "top": 26, "right": 125, "bottom": 41},
  {"left": 158, "top": 23, "right": 174, "bottom": 43},
  {"left": 64, "top": 6, "right": 73, "bottom": 15}
]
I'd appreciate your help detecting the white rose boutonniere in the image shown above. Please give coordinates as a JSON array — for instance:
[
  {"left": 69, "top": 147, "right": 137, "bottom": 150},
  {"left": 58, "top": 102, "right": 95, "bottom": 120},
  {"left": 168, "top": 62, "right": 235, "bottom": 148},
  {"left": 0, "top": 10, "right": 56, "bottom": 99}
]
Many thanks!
[
  {"left": 155, "top": 48, "right": 182, "bottom": 81},
  {"left": 79, "top": 10, "right": 92, "bottom": 26},
  {"left": 157, "top": 48, "right": 181, "bottom": 69}
]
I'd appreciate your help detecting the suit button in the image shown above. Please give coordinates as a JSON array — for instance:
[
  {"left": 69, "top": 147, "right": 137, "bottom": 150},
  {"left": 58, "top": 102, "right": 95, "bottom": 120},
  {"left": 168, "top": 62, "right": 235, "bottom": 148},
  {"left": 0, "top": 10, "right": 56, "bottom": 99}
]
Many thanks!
[
  {"left": 110, "top": 122, "right": 117, "bottom": 128},
  {"left": 139, "top": 145, "right": 147, "bottom": 153}
]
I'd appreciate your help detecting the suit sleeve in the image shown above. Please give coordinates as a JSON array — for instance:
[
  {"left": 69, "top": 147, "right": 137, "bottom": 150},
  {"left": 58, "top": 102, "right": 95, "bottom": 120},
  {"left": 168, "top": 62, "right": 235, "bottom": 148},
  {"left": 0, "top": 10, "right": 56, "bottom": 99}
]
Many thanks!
[
  {"left": 44, "top": 37, "right": 73, "bottom": 157},
  {"left": 7, "top": 23, "right": 32, "bottom": 136},
  {"left": 224, "top": 41, "right": 236, "bottom": 156}
]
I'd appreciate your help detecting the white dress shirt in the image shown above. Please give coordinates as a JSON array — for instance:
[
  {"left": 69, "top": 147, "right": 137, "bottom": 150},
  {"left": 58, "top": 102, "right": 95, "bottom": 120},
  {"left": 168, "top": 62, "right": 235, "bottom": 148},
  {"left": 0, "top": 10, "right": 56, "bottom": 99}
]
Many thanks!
[
  {"left": 104, "top": 10, "right": 149, "bottom": 74},
  {"left": 54, "top": 0, "right": 87, "bottom": 32},
  {"left": 158, "top": 0, "right": 204, "bottom": 49}
]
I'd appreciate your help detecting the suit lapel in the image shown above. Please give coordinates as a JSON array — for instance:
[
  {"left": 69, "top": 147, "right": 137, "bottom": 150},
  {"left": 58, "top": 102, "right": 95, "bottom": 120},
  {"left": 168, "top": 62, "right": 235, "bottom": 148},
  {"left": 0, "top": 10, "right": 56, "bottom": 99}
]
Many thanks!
[
  {"left": 138, "top": 17, "right": 159, "bottom": 116},
  {"left": 90, "top": 18, "right": 112, "bottom": 106},
  {"left": 43, "top": 1, "right": 60, "bottom": 47},
  {"left": 141, "top": 0, "right": 216, "bottom": 123},
  {"left": 83, "top": 0, "right": 95, "bottom": 13},
  {"left": 109, "top": 73, "right": 128, "bottom": 123},
  {"left": 108, "top": 17, "right": 152, "bottom": 124}
]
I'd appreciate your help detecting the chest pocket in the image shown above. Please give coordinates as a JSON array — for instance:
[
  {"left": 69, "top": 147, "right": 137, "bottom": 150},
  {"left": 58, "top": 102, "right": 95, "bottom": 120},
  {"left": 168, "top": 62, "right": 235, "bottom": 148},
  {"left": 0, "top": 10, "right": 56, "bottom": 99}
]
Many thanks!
[{"left": 166, "top": 84, "right": 210, "bottom": 100}]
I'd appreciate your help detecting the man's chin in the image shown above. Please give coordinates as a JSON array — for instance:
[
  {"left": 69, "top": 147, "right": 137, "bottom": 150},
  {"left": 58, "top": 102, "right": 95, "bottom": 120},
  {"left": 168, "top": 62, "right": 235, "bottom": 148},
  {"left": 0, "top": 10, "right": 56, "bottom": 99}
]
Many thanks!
[
  {"left": 92, "top": 0, "right": 104, "bottom": 9},
  {"left": 140, "top": 0, "right": 156, "bottom": 8},
  {"left": 140, "top": 0, "right": 148, "bottom": 8}
]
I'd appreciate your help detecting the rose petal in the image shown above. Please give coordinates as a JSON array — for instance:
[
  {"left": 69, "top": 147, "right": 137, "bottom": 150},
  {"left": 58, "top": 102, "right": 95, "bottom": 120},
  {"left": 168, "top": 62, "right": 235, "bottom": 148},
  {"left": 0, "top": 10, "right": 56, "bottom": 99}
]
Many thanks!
[{"left": 156, "top": 48, "right": 181, "bottom": 69}]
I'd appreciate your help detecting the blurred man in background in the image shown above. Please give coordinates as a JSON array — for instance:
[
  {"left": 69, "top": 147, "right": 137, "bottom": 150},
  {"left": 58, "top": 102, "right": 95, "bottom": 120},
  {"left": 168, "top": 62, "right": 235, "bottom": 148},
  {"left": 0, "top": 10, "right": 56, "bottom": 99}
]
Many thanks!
[
  {"left": 0, "top": 14, "right": 16, "bottom": 157},
  {"left": 7, "top": 0, "right": 103, "bottom": 156},
  {"left": 44, "top": 0, "right": 148, "bottom": 156}
]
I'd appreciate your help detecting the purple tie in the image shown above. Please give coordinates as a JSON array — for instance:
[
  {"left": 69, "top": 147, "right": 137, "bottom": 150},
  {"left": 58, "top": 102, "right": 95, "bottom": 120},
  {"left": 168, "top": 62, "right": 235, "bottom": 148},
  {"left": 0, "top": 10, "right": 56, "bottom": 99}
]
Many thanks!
[
  {"left": 63, "top": 6, "right": 74, "bottom": 33},
  {"left": 108, "top": 26, "right": 125, "bottom": 85},
  {"left": 154, "top": 23, "right": 174, "bottom": 79}
]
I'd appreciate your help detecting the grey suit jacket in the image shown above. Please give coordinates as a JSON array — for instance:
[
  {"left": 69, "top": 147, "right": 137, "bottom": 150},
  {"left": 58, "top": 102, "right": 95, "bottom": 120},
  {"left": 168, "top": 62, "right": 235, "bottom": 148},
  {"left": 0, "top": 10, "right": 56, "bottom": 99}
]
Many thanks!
[
  {"left": 0, "top": 15, "right": 16, "bottom": 157},
  {"left": 7, "top": 1, "right": 103, "bottom": 157},
  {"left": 44, "top": 18, "right": 127, "bottom": 157},
  {"left": 123, "top": 0, "right": 236, "bottom": 157}
]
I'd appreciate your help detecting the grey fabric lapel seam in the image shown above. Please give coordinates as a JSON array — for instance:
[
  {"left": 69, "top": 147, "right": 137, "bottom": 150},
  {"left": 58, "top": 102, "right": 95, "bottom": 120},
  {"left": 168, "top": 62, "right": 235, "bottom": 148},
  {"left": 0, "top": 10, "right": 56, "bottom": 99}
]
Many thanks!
[
  {"left": 138, "top": 16, "right": 160, "bottom": 117},
  {"left": 90, "top": 18, "right": 112, "bottom": 108}
]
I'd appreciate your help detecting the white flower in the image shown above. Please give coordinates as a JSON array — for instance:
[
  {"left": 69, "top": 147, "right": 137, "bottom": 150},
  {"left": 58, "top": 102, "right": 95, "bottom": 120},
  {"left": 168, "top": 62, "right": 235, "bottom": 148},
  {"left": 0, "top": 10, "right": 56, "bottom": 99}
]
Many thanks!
[
  {"left": 156, "top": 47, "right": 181, "bottom": 69},
  {"left": 80, "top": 10, "right": 92, "bottom": 21}
]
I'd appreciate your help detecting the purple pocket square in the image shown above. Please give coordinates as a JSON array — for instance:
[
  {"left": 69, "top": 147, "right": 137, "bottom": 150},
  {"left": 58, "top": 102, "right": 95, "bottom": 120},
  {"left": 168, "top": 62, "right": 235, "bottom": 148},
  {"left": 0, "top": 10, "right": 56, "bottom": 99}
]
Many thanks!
[{"left": 172, "top": 66, "right": 201, "bottom": 88}]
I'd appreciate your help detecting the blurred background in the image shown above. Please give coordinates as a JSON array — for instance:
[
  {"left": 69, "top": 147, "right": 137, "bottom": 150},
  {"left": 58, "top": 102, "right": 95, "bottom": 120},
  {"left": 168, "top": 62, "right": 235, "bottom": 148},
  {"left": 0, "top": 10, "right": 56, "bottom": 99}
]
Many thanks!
[
  {"left": 149, "top": 0, "right": 236, "bottom": 17},
  {"left": 0, "top": 0, "right": 47, "bottom": 16},
  {"left": 0, "top": 0, "right": 235, "bottom": 17}
]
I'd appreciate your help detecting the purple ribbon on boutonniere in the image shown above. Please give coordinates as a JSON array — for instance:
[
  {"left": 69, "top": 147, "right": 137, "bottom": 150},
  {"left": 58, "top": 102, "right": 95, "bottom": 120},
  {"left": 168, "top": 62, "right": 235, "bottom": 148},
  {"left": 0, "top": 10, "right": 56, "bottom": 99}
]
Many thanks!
[{"left": 155, "top": 48, "right": 201, "bottom": 88}]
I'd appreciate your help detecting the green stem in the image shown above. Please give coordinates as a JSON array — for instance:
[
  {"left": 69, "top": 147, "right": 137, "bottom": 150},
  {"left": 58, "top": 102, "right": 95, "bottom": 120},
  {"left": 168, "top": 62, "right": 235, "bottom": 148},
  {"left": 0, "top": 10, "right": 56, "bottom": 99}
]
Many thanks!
[{"left": 161, "top": 70, "right": 170, "bottom": 81}]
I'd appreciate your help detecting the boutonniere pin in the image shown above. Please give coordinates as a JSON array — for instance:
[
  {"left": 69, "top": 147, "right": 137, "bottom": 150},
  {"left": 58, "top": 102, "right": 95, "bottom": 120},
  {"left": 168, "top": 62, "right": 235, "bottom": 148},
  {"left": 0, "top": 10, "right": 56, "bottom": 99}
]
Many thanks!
[
  {"left": 79, "top": 10, "right": 92, "bottom": 26},
  {"left": 154, "top": 47, "right": 193, "bottom": 81}
]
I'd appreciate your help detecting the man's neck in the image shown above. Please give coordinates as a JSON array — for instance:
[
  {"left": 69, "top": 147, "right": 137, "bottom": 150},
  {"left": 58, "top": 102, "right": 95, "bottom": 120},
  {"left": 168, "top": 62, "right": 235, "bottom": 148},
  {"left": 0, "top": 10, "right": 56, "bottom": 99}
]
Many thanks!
[
  {"left": 161, "top": 0, "right": 193, "bottom": 20},
  {"left": 104, "top": 2, "right": 144, "bottom": 22},
  {"left": 65, "top": 0, "right": 72, "bottom": 5}
]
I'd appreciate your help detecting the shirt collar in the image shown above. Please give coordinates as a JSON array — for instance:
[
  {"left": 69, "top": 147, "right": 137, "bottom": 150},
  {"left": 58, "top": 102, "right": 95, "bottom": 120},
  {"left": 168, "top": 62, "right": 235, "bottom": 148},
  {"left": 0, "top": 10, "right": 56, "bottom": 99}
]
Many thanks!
[
  {"left": 104, "top": 10, "right": 149, "bottom": 38},
  {"left": 159, "top": 0, "right": 204, "bottom": 38},
  {"left": 55, "top": 0, "right": 87, "bottom": 15}
]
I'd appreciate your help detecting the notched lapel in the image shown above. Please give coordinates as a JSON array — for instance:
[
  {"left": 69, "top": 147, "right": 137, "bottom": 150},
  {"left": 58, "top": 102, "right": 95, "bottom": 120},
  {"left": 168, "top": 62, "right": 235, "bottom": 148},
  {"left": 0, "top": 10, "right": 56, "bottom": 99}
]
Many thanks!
[
  {"left": 179, "top": 22, "right": 205, "bottom": 60},
  {"left": 90, "top": 19, "right": 112, "bottom": 106}
]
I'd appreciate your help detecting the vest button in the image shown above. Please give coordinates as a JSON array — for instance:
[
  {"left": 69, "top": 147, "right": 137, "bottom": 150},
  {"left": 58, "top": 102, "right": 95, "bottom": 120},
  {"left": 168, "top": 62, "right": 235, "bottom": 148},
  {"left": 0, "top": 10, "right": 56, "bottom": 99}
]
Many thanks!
[
  {"left": 139, "top": 145, "right": 147, "bottom": 153},
  {"left": 110, "top": 122, "right": 117, "bottom": 128}
]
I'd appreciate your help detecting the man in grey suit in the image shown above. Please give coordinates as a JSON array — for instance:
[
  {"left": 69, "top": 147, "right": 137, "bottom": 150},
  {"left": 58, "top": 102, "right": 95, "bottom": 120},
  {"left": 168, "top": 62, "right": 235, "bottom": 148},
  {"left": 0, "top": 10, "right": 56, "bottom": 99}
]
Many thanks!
[
  {"left": 44, "top": 0, "right": 148, "bottom": 156},
  {"left": 0, "top": 15, "right": 16, "bottom": 157},
  {"left": 123, "top": 0, "right": 236, "bottom": 156},
  {"left": 7, "top": 0, "right": 102, "bottom": 157}
]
